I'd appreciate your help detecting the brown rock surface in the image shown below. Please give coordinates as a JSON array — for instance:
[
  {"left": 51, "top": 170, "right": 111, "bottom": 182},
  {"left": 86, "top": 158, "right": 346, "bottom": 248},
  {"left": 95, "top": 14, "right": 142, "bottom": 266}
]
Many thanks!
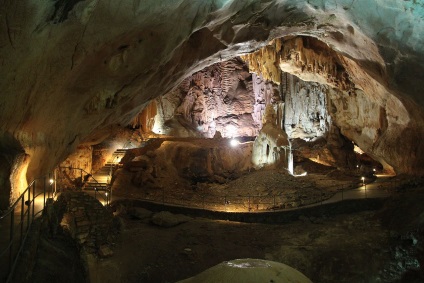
[
  {"left": 243, "top": 36, "right": 424, "bottom": 174},
  {"left": 1, "top": 0, "right": 424, "bottom": 204}
]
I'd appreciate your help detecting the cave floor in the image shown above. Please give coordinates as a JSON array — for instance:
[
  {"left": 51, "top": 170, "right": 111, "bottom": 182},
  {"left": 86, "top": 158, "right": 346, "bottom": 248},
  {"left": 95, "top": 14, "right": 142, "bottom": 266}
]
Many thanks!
[
  {"left": 22, "top": 184, "right": 424, "bottom": 283},
  {"left": 91, "top": 198, "right": 421, "bottom": 283}
]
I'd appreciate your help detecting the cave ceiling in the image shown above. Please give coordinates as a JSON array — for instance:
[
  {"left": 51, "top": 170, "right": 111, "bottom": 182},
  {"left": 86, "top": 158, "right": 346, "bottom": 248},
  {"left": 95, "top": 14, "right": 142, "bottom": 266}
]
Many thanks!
[{"left": 0, "top": 0, "right": 424, "bottom": 181}]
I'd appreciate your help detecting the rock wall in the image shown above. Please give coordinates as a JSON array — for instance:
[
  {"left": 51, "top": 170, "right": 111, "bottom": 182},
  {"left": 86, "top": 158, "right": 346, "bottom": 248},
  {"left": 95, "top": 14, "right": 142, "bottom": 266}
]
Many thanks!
[
  {"left": 59, "top": 146, "right": 93, "bottom": 175},
  {"left": 243, "top": 36, "right": 424, "bottom": 174},
  {"left": 133, "top": 58, "right": 272, "bottom": 138},
  {"left": 283, "top": 73, "right": 330, "bottom": 141},
  {"left": 57, "top": 192, "right": 117, "bottom": 255},
  {"left": 120, "top": 138, "right": 253, "bottom": 190},
  {"left": 1, "top": 0, "right": 424, "bottom": 203}
]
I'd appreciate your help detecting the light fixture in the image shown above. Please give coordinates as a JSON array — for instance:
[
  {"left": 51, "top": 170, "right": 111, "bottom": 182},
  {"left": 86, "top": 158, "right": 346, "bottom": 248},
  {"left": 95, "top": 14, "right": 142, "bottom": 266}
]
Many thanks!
[
  {"left": 49, "top": 179, "right": 54, "bottom": 184},
  {"left": 230, "top": 139, "right": 238, "bottom": 147}
]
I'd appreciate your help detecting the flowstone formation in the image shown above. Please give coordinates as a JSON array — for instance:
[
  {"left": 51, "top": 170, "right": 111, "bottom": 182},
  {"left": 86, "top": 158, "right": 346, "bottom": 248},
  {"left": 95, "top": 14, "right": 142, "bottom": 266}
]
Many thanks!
[
  {"left": 132, "top": 58, "right": 278, "bottom": 138},
  {"left": 1, "top": 0, "right": 424, "bottom": 206},
  {"left": 242, "top": 36, "right": 423, "bottom": 174}
]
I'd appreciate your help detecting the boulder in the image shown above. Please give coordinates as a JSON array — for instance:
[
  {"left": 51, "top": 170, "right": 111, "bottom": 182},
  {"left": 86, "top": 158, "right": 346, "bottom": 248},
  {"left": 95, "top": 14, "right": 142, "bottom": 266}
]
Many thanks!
[
  {"left": 177, "top": 258, "right": 312, "bottom": 283},
  {"left": 151, "top": 211, "right": 192, "bottom": 228}
]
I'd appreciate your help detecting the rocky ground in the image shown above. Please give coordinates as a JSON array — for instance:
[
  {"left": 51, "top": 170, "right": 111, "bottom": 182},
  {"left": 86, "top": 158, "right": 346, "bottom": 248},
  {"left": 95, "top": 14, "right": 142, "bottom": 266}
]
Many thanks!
[
  {"left": 88, "top": 187, "right": 424, "bottom": 283},
  {"left": 15, "top": 167, "right": 424, "bottom": 283},
  {"left": 112, "top": 160, "right": 364, "bottom": 212}
]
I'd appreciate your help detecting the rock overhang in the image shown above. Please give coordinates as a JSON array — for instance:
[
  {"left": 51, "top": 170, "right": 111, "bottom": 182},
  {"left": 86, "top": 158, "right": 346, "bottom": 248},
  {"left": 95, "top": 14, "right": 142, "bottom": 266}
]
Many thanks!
[{"left": 0, "top": 0, "right": 424, "bottom": 191}]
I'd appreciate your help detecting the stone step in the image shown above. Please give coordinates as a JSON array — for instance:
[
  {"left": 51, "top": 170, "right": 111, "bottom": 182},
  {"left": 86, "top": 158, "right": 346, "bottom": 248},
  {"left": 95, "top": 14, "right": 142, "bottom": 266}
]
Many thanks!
[
  {"left": 85, "top": 183, "right": 108, "bottom": 190},
  {"left": 90, "top": 177, "right": 109, "bottom": 183},
  {"left": 104, "top": 163, "right": 119, "bottom": 167}
]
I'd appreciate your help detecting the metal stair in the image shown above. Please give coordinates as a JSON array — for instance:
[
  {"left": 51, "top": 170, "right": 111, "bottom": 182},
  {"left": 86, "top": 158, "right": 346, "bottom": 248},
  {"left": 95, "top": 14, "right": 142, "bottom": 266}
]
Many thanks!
[{"left": 84, "top": 149, "right": 127, "bottom": 191}]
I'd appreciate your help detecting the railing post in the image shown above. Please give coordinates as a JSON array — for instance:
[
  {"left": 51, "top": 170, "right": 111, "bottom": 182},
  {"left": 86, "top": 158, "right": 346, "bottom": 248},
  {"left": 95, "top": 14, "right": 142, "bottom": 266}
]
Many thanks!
[
  {"left": 54, "top": 168, "right": 57, "bottom": 197},
  {"left": 80, "top": 169, "right": 83, "bottom": 189},
  {"left": 110, "top": 186, "right": 113, "bottom": 205},
  {"left": 365, "top": 183, "right": 367, "bottom": 199},
  {"left": 20, "top": 197, "right": 24, "bottom": 245},
  {"left": 9, "top": 209, "right": 14, "bottom": 274},
  {"left": 43, "top": 176, "right": 46, "bottom": 207},
  {"left": 257, "top": 194, "right": 260, "bottom": 211},
  {"left": 248, "top": 194, "right": 250, "bottom": 212},
  {"left": 27, "top": 186, "right": 30, "bottom": 230},
  {"left": 162, "top": 188, "right": 165, "bottom": 205},
  {"left": 224, "top": 195, "right": 227, "bottom": 211},
  {"left": 32, "top": 181, "right": 35, "bottom": 218},
  {"left": 273, "top": 195, "right": 276, "bottom": 210}
]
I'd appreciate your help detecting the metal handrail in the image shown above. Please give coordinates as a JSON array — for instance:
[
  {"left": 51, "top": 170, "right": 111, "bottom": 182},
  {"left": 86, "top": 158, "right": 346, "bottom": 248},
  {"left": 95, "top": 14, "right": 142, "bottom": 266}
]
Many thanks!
[
  {"left": 57, "top": 166, "right": 112, "bottom": 205},
  {"left": 0, "top": 173, "right": 53, "bottom": 283},
  {"left": 116, "top": 181, "right": 395, "bottom": 213}
]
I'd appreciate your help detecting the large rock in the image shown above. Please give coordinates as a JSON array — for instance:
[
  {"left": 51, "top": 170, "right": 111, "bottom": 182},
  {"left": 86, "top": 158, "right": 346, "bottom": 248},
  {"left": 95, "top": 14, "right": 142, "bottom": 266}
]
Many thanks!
[
  {"left": 177, "top": 258, "right": 312, "bottom": 283},
  {"left": 151, "top": 211, "right": 192, "bottom": 228},
  {"left": 124, "top": 138, "right": 253, "bottom": 189}
]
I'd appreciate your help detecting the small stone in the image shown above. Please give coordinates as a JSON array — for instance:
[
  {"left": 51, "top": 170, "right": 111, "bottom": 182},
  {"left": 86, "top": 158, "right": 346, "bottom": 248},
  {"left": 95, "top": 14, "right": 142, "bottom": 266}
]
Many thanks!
[
  {"left": 184, "top": 248, "right": 192, "bottom": 253},
  {"left": 98, "top": 245, "right": 114, "bottom": 258},
  {"left": 151, "top": 211, "right": 192, "bottom": 228}
]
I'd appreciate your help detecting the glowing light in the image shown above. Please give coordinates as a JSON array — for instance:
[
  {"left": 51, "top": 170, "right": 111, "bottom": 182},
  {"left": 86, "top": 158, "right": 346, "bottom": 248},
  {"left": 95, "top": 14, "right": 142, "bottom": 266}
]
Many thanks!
[
  {"left": 354, "top": 145, "right": 364, "bottom": 154},
  {"left": 230, "top": 139, "right": 238, "bottom": 147},
  {"left": 226, "top": 124, "right": 237, "bottom": 137},
  {"left": 294, "top": 172, "right": 308, "bottom": 177},
  {"left": 49, "top": 179, "right": 54, "bottom": 184}
]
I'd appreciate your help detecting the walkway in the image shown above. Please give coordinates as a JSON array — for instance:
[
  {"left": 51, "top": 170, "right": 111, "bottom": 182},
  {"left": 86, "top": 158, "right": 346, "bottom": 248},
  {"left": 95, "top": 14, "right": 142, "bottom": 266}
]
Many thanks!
[
  {"left": 0, "top": 173, "right": 395, "bottom": 282},
  {"left": 110, "top": 175, "right": 394, "bottom": 213}
]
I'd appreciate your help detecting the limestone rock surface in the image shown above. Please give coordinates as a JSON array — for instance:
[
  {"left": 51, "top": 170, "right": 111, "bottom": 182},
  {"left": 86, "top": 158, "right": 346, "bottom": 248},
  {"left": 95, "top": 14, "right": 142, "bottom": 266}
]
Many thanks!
[
  {"left": 122, "top": 138, "right": 253, "bottom": 190},
  {"left": 1, "top": 0, "right": 424, "bottom": 202},
  {"left": 177, "top": 258, "right": 312, "bottom": 283},
  {"left": 132, "top": 58, "right": 275, "bottom": 138}
]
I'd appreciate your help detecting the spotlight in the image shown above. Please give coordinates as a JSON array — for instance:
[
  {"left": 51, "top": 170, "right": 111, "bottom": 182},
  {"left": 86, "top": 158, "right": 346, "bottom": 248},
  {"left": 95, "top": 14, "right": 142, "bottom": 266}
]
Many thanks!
[{"left": 230, "top": 139, "right": 238, "bottom": 147}]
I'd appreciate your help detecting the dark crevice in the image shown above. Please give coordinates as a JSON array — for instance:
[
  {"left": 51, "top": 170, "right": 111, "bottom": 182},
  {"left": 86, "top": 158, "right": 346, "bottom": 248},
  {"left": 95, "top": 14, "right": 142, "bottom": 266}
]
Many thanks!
[{"left": 50, "top": 0, "right": 85, "bottom": 24}]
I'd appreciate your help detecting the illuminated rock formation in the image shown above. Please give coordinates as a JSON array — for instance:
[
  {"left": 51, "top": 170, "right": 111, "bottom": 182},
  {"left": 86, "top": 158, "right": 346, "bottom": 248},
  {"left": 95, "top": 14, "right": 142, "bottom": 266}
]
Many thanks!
[
  {"left": 116, "top": 138, "right": 253, "bottom": 191},
  {"left": 132, "top": 58, "right": 264, "bottom": 138},
  {"left": 242, "top": 36, "right": 423, "bottom": 174}
]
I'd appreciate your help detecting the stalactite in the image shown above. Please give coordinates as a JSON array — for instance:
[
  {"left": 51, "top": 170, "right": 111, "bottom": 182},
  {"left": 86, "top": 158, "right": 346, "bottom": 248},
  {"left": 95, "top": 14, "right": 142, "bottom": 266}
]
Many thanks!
[{"left": 241, "top": 37, "right": 355, "bottom": 92}]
